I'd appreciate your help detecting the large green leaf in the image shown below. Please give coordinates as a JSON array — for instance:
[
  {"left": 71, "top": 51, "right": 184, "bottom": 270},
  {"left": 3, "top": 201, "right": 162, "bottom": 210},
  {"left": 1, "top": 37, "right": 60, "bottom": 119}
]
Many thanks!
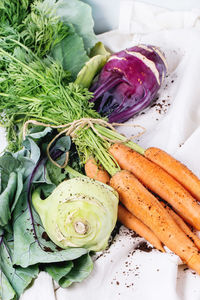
[
  {"left": 0, "top": 235, "right": 39, "bottom": 300},
  {"left": 75, "top": 42, "right": 110, "bottom": 88},
  {"left": 58, "top": 253, "right": 93, "bottom": 287},
  {"left": 44, "top": 261, "right": 73, "bottom": 285},
  {"left": 0, "top": 153, "right": 23, "bottom": 227},
  {"left": 45, "top": 253, "right": 93, "bottom": 288},
  {"left": 0, "top": 269, "right": 16, "bottom": 300},
  {"left": 52, "top": 24, "right": 89, "bottom": 80},
  {"left": 56, "top": 0, "right": 97, "bottom": 52},
  {"left": 0, "top": 172, "right": 17, "bottom": 227},
  {"left": 46, "top": 161, "right": 68, "bottom": 186},
  {"left": 0, "top": 153, "right": 20, "bottom": 192},
  {"left": 23, "top": 126, "right": 52, "bottom": 140}
]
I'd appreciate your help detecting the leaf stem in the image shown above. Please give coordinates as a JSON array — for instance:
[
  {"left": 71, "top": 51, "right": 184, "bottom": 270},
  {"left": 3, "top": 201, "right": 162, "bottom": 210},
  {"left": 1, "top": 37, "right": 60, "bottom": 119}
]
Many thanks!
[
  {"left": 95, "top": 124, "right": 146, "bottom": 155},
  {"left": 75, "top": 127, "right": 120, "bottom": 176},
  {"left": 65, "top": 166, "right": 86, "bottom": 179},
  {"left": 0, "top": 48, "right": 44, "bottom": 80},
  {"left": 0, "top": 92, "right": 40, "bottom": 102}
]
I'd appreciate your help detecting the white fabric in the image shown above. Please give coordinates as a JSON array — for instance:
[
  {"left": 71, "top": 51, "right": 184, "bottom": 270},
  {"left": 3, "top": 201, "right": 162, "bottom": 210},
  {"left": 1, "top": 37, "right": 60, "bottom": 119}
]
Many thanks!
[
  {"left": 0, "top": 1, "right": 199, "bottom": 299},
  {"left": 119, "top": 1, "right": 200, "bottom": 34},
  {"left": 56, "top": 229, "right": 181, "bottom": 300},
  {"left": 20, "top": 272, "right": 55, "bottom": 300}
]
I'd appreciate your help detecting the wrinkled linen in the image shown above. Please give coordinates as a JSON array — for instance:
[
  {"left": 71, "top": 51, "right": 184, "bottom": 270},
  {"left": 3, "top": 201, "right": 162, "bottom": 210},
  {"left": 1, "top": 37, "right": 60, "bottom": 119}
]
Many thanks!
[{"left": 0, "top": 1, "right": 200, "bottom": 299}]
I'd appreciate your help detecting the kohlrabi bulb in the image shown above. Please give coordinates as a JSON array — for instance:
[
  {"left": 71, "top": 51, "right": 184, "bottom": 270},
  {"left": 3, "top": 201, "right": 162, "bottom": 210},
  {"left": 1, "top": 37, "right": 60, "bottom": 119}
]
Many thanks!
[{"left": 32, "top": 177, "right": 119, "bottom": 251}]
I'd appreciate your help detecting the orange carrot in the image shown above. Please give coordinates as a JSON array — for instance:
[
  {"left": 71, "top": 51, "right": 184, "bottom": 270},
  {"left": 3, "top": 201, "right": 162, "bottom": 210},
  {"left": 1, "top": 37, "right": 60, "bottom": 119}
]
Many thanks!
[
  {"left": 145, "top": 147, "right": 200, "bottom": 202},
  {"left": 109, "top": 143, "right": 200, "bottom": 230},
  {"left": 85, "top": 157, "right": 110, "bottom": 184},
  {"left": 160, "top": 202, "right": 200, "bottom": 250},
  {"left": 85, "top": 157, "right": 164, "bottom": 252},
  {"left": 110, "top": 170, "right": 200, "bottom": 274},
  {"left": 118, "top": 204, "right": 165, "bottom": 252}
]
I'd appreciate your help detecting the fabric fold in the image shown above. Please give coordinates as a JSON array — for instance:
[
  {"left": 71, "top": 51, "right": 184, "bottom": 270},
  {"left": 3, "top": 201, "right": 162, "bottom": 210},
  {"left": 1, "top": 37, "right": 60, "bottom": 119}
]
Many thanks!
[{"left": 119, "top": 0, "right": 200, "bottom": 34}]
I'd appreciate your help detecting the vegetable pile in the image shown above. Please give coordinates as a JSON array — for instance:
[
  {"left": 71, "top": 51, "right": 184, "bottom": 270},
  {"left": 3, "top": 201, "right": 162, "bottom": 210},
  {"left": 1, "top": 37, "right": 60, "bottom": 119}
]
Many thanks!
[
  {"left": 2, "top": 0, "right": 200, "bottom": 299},
  {"left": 85, "top": 142, "right": 200, "bottom": 275},
  {"left": 0, "top": 0, "right": 101, "bottom": 299},
  {"left": 1, "top": 127, "right": 109, "bottom": 297},
  {"left": 0, "top": 129, "right": 93, "bottom": 300}
]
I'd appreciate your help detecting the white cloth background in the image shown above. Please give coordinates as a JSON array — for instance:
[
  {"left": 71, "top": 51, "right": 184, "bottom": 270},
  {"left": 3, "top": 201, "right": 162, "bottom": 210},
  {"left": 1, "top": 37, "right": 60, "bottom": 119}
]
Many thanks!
[{"left": 1, "top": 1, "right": 200, "bottom": 299}]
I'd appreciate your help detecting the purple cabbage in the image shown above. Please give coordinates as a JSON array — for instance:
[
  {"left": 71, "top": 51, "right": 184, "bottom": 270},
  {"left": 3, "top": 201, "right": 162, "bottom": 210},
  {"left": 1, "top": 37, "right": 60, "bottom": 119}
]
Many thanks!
[{"left": 90, "top": 45, "right": 167, "bottom": 123}]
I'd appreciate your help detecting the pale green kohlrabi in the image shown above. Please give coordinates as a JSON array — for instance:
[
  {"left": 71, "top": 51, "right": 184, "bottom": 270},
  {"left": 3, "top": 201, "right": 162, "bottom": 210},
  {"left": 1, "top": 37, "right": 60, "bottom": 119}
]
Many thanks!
[{"left": 32, "top": 177, "right": 119, "bottom": 251}]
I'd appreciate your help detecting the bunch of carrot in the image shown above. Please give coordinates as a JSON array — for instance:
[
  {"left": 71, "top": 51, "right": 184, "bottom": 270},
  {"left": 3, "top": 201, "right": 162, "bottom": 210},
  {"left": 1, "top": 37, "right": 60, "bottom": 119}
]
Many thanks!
[{"left": 85, "top": 145, "right": 200, "bottom": 274}]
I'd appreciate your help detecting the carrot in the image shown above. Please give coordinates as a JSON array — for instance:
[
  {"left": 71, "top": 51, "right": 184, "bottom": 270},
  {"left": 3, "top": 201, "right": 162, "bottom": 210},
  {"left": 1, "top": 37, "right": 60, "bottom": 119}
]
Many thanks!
[
  {"left": 160, "top": 202, "right": 200, "bottom": 250},
  {"left": 84, "top": 157, "right": 110, "bottom": 184},
  {"left": 145, "top": 147, "right": 200, "bottom": 202},
  {"left": 118, "top": 204, "right": 165, "bottom": 252},
  {"left": 109, "top": 143, "right": 200, "bottom": 230},
  {"left": 110, "top": 170, "right": 200, "bottom": 274},
  {"left": 84, "top": 159, "right": 163, "bottom": 251}
]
